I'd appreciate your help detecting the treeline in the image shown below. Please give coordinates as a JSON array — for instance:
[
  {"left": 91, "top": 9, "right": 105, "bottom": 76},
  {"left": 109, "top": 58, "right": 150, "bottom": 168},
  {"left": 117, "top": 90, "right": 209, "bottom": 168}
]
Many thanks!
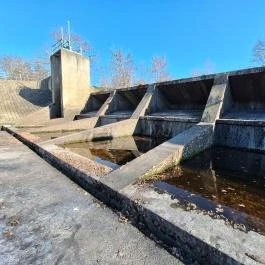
[
  {"left": 99, "top": 49, "right": 171, "bottom": 90},
  {"left": 0, "top": 56, "right": 49, "bottom": 81}
]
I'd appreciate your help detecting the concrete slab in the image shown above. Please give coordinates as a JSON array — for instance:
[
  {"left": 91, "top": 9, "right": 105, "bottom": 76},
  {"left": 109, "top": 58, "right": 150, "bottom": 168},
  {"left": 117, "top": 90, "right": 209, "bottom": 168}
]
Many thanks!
[
  {"left": 121, "top": 183, "right": 265, "bottom": 265},
  {"left": 223, "top": 111, "right": 265, "bottom": 121},
  {"left": 29, "top": 117, "right": 98, "bottom": 134},
  {"left": 149, "top": 110, "right": 203, "bottom": 120},
  {"left": 0, "top": 131, "right": 181, "bottom": 265},
  {"left": 103, "top": 123, "right": 214, "bottom": 190},
  {"left": 41, "top": 119, "right": 138, "bottom": 145}
]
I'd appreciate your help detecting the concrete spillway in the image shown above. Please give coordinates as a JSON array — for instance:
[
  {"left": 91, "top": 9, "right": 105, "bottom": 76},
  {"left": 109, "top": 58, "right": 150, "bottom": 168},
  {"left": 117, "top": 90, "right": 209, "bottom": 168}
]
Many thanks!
[{"left": 3, "top": 65, "right": 265, "bottom": 265}]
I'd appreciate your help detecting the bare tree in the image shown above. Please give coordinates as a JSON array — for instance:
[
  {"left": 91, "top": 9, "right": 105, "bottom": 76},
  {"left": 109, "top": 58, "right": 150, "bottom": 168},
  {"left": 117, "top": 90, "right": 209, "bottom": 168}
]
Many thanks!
[
  {"left": 192, "top": 59, "right": 216, "bottom": 77},
  {"left": 151, "top": 56, "right": 171, "bottom": 82},
  {"left": 98, "top": 51, "right": 172, "bottom": 89},
  {"left": 253, "top": 40, "right": 265, "bottom": 66},
  {"left": 109, "top": 49, "right": 135, "bottom": 89},
  {"left": 134, "top": 62, "right": 148, "bottom": 85},
  {"left": 0, "top": 56, "right": 48, "bottom": 80}
]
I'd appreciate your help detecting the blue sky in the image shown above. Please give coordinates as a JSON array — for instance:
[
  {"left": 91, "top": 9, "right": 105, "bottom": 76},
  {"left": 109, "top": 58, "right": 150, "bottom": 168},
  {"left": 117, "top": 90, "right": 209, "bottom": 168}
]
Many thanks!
[{"left": 1, "top": 0, "right": 265, "bottom": 85}]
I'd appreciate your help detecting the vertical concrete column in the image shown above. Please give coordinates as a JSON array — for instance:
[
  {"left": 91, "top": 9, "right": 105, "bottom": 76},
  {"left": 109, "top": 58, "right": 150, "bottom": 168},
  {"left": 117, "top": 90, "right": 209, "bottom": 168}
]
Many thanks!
[
  {"left": 50, "top": 51, "right": 62, "bottom": 118},
  {"left": 131, "top": 85, "right": 156, "bottom": 118},
  {"left": 50, "top": 48, "right": 91, "bottom": 118},
  {"left": 96, "top": 90, "right": 116, "bottom": 116},
  {"left": 201, "top": 74, "right": 231, "bottom": 123}
]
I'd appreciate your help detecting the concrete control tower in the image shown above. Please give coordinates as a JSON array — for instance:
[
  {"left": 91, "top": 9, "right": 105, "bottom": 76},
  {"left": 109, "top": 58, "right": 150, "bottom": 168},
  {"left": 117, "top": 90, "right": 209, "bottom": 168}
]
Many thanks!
[{"left": 49, "top": 48, "right": 91, "bottom": 118}]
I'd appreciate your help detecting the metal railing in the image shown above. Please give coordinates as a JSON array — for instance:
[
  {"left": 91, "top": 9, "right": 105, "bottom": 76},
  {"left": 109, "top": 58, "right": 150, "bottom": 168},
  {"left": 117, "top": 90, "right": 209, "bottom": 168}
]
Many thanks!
[{"left": 51, "top": 39, "right": 83, "bottom": 55}]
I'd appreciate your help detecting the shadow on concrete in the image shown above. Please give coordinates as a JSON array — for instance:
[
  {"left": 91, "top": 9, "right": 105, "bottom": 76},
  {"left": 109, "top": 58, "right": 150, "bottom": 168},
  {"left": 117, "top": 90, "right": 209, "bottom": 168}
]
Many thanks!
[{"left": 19, "top": 86, "right": 52, "bottom": 107}]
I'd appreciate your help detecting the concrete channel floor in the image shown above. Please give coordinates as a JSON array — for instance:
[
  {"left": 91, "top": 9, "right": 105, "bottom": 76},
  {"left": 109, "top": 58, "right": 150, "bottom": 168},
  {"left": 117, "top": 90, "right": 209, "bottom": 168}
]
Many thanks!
[{"left": 0, "top": 131, "right": 182, "bottom": 265}]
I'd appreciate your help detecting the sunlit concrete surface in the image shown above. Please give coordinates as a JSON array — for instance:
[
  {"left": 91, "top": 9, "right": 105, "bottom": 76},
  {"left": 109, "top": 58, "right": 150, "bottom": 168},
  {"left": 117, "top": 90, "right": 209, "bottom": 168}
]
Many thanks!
[{"left": 0, "top": 131, "right": 182, "bottom": 265}]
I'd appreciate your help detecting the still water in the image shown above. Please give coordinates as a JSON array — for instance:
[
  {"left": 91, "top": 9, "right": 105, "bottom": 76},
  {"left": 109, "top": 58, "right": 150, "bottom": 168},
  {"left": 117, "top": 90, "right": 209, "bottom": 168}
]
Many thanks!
[
  {"left": 33, "top": 131, "right": 76, "bottom": 141},
  {"left": 61, "top": 136, "right": 165, "bottom": 168},
  {"left": 152, "top": 147, "right": 265, "bottom": 235}
]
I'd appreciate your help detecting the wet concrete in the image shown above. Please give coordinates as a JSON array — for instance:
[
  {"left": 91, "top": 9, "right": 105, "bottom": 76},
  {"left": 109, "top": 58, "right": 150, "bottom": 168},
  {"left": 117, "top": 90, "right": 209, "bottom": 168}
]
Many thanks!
[{"left": 152, "top": 147, "right": 265, "bottom": 235}]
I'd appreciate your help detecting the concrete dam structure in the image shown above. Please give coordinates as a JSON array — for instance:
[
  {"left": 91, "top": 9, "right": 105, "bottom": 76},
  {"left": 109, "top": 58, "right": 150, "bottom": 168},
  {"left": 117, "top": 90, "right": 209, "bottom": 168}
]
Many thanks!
[{"left": 1, "top": 49, "right": 265, "bottom": 264}]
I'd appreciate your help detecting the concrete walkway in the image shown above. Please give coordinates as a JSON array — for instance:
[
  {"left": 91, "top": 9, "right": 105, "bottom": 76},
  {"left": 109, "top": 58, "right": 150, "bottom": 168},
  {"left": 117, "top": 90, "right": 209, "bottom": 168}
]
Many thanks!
[{"left": 0, "top": 132, "right": 181, "bottom": 265}]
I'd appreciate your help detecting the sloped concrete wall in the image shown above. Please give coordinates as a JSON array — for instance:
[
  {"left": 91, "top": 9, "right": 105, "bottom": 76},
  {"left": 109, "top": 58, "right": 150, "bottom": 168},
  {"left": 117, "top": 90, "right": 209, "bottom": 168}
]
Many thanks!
[
  {"left": 106, "top": 86, "right": 148, "bottom": 116},
  {"left": 146, "top": 78, "right": 214, "bottom": 115},
  {"left": 81, "top": 92, "right": 110, "bottom": 114},
  {"left": 0, "top": 79, "right": 52, "bottom": 125}
]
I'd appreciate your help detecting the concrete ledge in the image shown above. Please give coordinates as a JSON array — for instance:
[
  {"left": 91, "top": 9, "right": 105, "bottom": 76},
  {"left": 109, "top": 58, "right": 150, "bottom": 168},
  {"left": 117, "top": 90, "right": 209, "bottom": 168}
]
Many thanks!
[
  {"left": 217, "top": 118, "right": 265, "bottom": 127},
  {"left": 99, "top": 116, "right": 129, "bottom": 126},
  {"left": 28, "top": 117, "right": 98, "bottom": 133},
  {"left": 40, "top": 119, "right": 138, "bottom": 145},
  {"left": 2, "top": 126, "right": 112, "bottom": 177},
  {"left": 215, "top": 121, "right": 265, "bottom": 151},
  {"left": 140, "top": 116, "right": 200, "bottom": 122}
]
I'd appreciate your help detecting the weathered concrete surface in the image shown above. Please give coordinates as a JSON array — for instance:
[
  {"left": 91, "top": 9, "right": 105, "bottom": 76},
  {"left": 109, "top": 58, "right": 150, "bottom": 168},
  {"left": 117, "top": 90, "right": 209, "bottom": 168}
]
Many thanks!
[
  {"left": 50, "top": 49, "right": 92, "bottom": 118},
  {"left": 29, "top": 117, "right": 98, "bottom": 133},
  {"left": 121, "top": 183, "right": 265, "bottom": 265},
  {"left": 215, "top": 119, "right": 265, "bottom": 151},
  {"left": 42, "top": 119, "right": 138, "bottom": 145},
  {"left": 104, "top": 123, "right": 214, "bottom": 190},
  {"left": 145, "top": 77, "right": 214, "bottom": 116},
  {"left": 201, "top": 74, "right": 230, "bottom": 122},
  {"left": 80, "top": 91, "right": 111, "bottom": 116},
  {"left": 131, "top": 85, "right": 155, "bottom": 118},
  {"left": 41, "top": 86, "right": 159, "bottom": 145},
  {"left": 15, "top": 109, "right": 80, "bottom": 129},
  {"left": 106, "top": 86, "right": 148, "bottom": 116},
  {"left": 4, "top": 127, "right": 265, "bottom": 265},
  {"left": 101, "top": 73, "right": 231, "bottom": 190},
  {"left": 99, "top": 115, "right": 128, "bottom": 126},
  {"left": 0, "top": 80, "right": 51, "bottom": 125},
  {"left": 135, "top": 116, "right": 197, "bottom": 138},
  {"left": 0, "top": 131, "right": 181, "bottom": 265}
]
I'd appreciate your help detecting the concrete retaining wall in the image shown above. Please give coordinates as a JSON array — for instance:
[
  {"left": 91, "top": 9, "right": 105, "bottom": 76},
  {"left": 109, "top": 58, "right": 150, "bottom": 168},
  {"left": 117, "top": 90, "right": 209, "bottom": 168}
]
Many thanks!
[{"left": 134, "top": 117, "right": 197, "bottom": 138}]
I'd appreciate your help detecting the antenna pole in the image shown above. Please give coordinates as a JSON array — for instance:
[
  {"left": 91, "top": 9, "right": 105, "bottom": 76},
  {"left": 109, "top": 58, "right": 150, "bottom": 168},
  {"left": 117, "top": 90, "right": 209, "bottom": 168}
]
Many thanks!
[
  {"left": 61, "top": 27, "right": 64, "bottom": 47},
  {"left": 67, "top": 20, "right": 71, "bottom": 50}
]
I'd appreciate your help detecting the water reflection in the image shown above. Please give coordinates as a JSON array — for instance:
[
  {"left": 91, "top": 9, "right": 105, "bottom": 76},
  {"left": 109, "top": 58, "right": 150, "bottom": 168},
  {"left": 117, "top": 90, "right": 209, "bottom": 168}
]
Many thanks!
[
  {"left": 33, "top": 131, "right": 76, "bottom": 141},
  {"left": 61, "top": 136, "right": 165, "bottom": 168},
  {"left": 153, "top": 147, "right": 265, "bottom": 235}
]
